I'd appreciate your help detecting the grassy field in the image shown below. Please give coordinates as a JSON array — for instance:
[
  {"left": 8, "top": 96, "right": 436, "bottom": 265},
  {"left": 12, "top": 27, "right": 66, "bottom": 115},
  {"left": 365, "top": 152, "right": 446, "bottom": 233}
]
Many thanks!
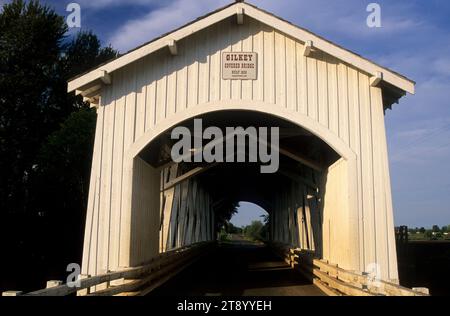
[{"left": 407, "top": 232, "right": 450, "bottom": 241}]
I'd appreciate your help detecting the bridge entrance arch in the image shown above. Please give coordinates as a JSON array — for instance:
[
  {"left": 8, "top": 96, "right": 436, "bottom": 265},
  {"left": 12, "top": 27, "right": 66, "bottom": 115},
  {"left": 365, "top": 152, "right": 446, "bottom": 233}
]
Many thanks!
[{"left": 125, "top": 106, "right": 357, "bottom": 273}]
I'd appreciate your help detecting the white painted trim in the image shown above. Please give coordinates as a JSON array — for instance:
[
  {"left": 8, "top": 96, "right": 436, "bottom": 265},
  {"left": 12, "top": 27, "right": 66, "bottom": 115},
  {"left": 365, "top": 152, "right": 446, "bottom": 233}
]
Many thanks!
[
  {"left": 99, "top": 70, "right": 111, "bottom": 85},
  {"left": 303, "top": 40, "right": 313, "bottom": 57},
  {"left": 236, "top": 7, "right": 244, "bottom": 25},
  {"left": 168, "top": 39, "right": 178, "bottom": 56},
  {"left": 126, "top": 100, "right": 357, "bottom": 164},
  {"left": 370, "top": 72, "right": 383, "bottom": 87}
]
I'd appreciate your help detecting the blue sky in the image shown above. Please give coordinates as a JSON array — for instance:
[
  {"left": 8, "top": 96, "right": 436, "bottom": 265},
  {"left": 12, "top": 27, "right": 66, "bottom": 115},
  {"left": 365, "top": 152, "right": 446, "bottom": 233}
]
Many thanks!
[
  {"left": 2, "top": 0, "right": 449, "bottom": 228},
  {"left": 231, "top": 202, "right": 268, "bottom": 228}
]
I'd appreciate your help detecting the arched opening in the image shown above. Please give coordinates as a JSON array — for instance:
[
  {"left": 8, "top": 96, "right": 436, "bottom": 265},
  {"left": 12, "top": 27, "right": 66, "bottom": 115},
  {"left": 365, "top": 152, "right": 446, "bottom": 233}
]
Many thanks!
[
  {"left": 128, "top": 109, "right": 354, "bottom": 273},
  {"left": 228, "top": 202, "right": 269, "bottom": 242}
]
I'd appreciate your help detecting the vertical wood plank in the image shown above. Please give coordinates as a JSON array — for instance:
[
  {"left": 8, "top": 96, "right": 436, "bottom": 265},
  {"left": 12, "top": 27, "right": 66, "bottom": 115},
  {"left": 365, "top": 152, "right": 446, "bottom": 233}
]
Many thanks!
[
  {"left": 98, "top": 84, "right": 115, "bottom": 277},
  {"left": 176, "top": 42, "right": 188, "bottom": 113},
  {"left": 83, "top": 102, "right": 105, "bottom": 276},
  {"left": 338, "top": 63, "right": 350, "bottom": 144},
  {"left": 252, "top": 20, "right": 264, "bottom": 102},
  {"left": 327, "top": 57, "right": 339, "bottom": 135},
  {"left": 263, "top": 26, "right": 275, "bottom": 104},
  {"left": 220, "top": 19, "right": 232, "bottom": 101},
  {"left": 109, "top": 69, "right": 126, "bottom": 270},
  {"left": 296, "top": 42, "right": 307, "bottom": 115},
  {"left": 187, "top": 33, "right": 199, "bottom": 108},
  {"left": 275, "top": 31, "right": 286, "bottom": 107},
  {"left": 370, "top": 86, "right": 389, "bottom": 280},
  {"left": 145, "top": 58, "right": 157, "bottom": 130},
  {"left": 359, "top": 72, "right": 376, "bottom": 269},
  {"left": 208, "top": 23, "right": 221, "bottom": 103},
  {"left": 166, "top": 50, "right": 178, "bottom": 117},
  {"left": 231, "top": 22, "right": 242, "bottom": 100},
  {"left": 118, "top": 63, "right": 138, "bottom": 268},
  {"left": 347, "top": 66, "right": 364, "bottom": 270},
  {"left": 317, "top": 51, "right": 329, "bottom": 128},
  {"left": 156, "top": 54, "right": 168, "bottom": 122},
  {"left": 135, "top": 58, "right": 147, "bottom": 140},
  {"left": 306, "top": 52, "right": 318, "bottom": 121},
  {"left": 285, "top": 36, "right": 297, "bottom": 111},
  {"left": 198, "top": 29, "right": 210, "bottom": 105},
  {"left": 241, "top": 19, "right": 253, "bottom": 100}
]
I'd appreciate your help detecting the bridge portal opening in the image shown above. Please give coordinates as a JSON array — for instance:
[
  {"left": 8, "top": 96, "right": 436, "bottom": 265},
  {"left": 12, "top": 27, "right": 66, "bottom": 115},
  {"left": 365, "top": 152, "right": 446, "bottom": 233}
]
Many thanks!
[
  {"left": 131, "top": 110, "right": 352, "bottom": 269},
  {"left": 225, "top": 202, "right": 269, "bottom": 241}
]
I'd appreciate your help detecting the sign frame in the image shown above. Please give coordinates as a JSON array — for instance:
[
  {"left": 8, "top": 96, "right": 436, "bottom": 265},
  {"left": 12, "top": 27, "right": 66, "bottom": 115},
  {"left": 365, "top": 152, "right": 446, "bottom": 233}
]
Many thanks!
[{"left": 221, "top": 52, "right": 258, "bottom": 80}]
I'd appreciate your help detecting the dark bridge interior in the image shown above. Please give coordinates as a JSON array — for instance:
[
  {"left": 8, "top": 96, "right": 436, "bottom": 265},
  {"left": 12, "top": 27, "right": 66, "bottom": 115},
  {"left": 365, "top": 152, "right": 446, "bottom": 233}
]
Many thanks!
[
  {"left": 139, "top": 110, "right": 340, "bottom": 215},
  {"left": 128, "top": 110, "right": 345, "bottom": 295}
]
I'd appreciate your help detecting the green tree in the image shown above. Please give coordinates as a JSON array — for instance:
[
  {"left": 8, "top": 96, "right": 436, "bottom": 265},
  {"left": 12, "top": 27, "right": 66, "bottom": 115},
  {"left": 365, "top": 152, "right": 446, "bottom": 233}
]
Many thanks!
[
  {"left": 223, "top": 222, "right": 242, "bottom": 235},
  {"left": 0, "top": 0, "right": 118, "bottom": 216},
  {"left": 432, "top": 225, "right": 440, "bottom": 232},
  {"left": 0, "top": 0, "right": 67, "bottom": 214},
  {"left": 244, "top": 220, "right": 264, "bottom": 241},
  {"left": 214, "top": 200, "right": 239, "bottom": 234},
  {"left": 31, "top": 108, "right": 97, "bottom": 217},
  {"left": 29, "top": 31, "right": 118, "bottom": 218},
  {"left": 0, "top": 0, "right": 118, "bottom": 290}
]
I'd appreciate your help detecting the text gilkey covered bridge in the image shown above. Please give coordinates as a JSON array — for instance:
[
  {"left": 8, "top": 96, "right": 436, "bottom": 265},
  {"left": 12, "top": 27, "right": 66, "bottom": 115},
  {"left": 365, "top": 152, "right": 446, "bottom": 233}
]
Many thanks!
[{"left": 63, "top": 1, "right": 420, "bottom": 295}]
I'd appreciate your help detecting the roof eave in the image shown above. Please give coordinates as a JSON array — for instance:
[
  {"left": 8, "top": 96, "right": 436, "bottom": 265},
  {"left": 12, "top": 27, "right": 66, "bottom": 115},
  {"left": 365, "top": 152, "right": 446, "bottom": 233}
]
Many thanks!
[{"left": 68, "top": 1, "right": 415, "bottom": 97}]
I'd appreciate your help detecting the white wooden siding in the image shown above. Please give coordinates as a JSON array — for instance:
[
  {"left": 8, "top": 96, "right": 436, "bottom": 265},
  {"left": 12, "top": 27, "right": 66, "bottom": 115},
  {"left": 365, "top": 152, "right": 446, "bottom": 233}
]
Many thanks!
[{"left": 82, "top": 16, "right": 399, "bottom": 282}]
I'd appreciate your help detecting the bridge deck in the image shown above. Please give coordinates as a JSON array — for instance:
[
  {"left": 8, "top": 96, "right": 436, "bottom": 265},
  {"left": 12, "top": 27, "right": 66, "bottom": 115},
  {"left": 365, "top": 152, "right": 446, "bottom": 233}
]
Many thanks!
[{"left": 150, "top": 240, "right": 325, "bottom": 296}]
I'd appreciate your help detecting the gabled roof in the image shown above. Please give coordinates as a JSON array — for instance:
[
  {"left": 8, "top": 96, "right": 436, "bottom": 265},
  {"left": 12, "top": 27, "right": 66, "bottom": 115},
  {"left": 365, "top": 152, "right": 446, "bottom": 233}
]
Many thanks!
[{"left": 68, "top": 0, "right": 415, "bottom": 102}]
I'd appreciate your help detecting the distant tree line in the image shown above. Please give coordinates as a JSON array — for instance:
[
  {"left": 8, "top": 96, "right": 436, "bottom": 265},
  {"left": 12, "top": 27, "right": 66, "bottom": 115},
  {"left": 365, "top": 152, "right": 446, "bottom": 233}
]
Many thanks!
[
  {"left": 221, "top": 214, "right": 270, "bottom": 242},
  {"left": 407, "top": 225, "right": 450, "bottom": 240}
]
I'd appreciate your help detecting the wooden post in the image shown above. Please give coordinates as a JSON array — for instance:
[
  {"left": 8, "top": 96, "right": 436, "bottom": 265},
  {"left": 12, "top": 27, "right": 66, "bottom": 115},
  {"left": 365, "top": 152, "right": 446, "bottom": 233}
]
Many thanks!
[
  {"left": 46, "top": 280, "right": 63, "bottom": 288},
  {"left": 413, "top": 287, "right": 430, "bottom": 295},
  {"left": 303, "top": 40, "right": 313, "bottom": 57},
  {"left": 77, "top": 274, "right": 91, "bottom": 296},
  {"left": 2, "top": 291, "right": 23, "bottom": 296},
  {"left": 236, "top": 7, "right": 244, "bottom": 25},
  {"left": 168, "top": 39, "right": 178, "bottom": 56}
]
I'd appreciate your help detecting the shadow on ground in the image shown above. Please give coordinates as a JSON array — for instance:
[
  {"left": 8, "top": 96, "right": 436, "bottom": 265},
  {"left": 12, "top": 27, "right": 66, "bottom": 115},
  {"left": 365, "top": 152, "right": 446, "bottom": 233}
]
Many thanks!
[{"left": 151, "top": 240, "right": 325, "bottom": 296}]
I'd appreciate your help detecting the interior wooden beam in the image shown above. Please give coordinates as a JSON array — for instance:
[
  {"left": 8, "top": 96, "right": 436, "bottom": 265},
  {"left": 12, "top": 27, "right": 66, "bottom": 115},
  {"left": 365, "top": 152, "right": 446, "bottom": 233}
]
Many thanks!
[{"left": 162, "top": 163, "right": 219, "bottom": 191}]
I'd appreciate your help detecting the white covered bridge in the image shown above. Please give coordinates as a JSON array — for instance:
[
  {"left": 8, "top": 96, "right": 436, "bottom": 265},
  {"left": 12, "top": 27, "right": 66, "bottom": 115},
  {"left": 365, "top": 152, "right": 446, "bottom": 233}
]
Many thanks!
[{"left": 9, "top": 1, "right": 430, "bottom": 296}]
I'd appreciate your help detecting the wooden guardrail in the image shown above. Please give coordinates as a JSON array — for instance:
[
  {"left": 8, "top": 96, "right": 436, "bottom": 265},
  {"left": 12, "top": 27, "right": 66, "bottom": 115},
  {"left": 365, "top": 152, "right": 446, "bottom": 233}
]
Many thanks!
[
  {"left": 2, "top": 242, "right": 215, "bottom": 297},
  {"left": 270, "top": 242, "right": 429, "bottom": 296}
]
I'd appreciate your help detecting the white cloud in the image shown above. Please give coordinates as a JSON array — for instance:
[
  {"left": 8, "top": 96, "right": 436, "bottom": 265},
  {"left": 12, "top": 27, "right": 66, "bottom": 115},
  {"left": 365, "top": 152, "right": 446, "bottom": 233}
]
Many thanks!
[
  {"left": 0, "top": 0, "right": 7, "bottom": 12},
  {"left": 107, "top": 0, "right": 229, "bottom": 52},
  {"left": 250, "top": 0, "right": 427, "bottom": 39},
  {"left": 76, "top": 0, "right": 157, "bottom": 10}
]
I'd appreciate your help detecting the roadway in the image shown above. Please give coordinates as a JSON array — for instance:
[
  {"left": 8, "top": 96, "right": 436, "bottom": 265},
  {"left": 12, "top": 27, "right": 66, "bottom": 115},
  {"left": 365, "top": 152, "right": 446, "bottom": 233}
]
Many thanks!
[{"left": 150, "top": 239, "right": 325, "bottom": 296}]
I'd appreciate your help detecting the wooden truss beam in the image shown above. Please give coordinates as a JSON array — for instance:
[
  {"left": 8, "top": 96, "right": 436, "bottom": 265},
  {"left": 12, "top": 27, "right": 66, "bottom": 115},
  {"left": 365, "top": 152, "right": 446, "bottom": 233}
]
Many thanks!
[{"left": 162, "top": 163, "right": 219, "bottom": 191}]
